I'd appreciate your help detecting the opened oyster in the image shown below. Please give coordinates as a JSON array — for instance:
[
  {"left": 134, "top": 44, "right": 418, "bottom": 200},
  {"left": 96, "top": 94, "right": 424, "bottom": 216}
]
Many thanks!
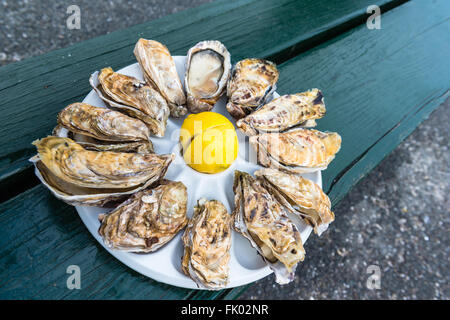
[
  {"left": 255, "top": 169, "right": 334, "bottom": 236},
  {"left": 237, "top": 89, "right": 326, "bottom": 135},
  {"left": 134, "top": 38, "right": 187, "bottom": 117},
  {"left": 184, "top": 40, "right": 231, "bottom": 113},
  {"left": 182, "top": 198, "right": 232, "bottom": 289},
  {"left": 53, "top": 124, "right": 154, "bottom": 154},
  {"left": 30, "top": 136, "right": 173, "bottom": 206},
  {"left": 233, "top": 171, "right": 305, "bottom": 284},
  {"left": 226, "top": 58, "right": 279, "bottom": 119},
  {"left": 58, "top": 102, "right": 151, "bottom": 142},
  {"left": 90, "top": 67, "right": 169, "bottom": 137},
  {"left": 250, "top": 128, "right": 342, "bottom": 173},
  {"left": 98, "top": 180, "right": 188, "bottom": 252}
]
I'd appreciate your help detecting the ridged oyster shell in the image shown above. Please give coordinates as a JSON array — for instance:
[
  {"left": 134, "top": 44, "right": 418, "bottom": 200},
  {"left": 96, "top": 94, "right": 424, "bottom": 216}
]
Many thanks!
[
  {"left": 58, "top": 102, "right": 151, "bottom": 142},
  {"left": 90, "top": 67, "right": 170, "bottom": 137},
  {"left": 182, "top": 198, "right": 232, "bottom": 289},
  {"left": 250, "top": 128, "right": 342, "bottom": 173},
  {"left": 232, "top": 171, "right": 305, "bottom": 284},
  {"left": 255, "top": 168, "right": 334, "bottom": 236},
  {"left": 226, "top": 58, "right": 279, "bottom": 119},
  {"left": 30, "top": 136, "right": 173, "bottom": 206},
  {"left": 134, "top": 38, "right": 187, "bottom": 117},
  {"left": 237, "top": 89, "right": 326, "bottom": 135},
  {"left": 184, "top": 40, "right": 231, "bottom": 113},
  {"left": 98, "top": 180, "right": 188, "bottom": 252},
  {"left": 53, "top": 124, "right": 154, "bottom": 154}
]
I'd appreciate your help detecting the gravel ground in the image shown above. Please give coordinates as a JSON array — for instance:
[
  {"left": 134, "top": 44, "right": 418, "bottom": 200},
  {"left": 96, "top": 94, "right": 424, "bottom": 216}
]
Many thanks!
[{"left": 1, "top": 0, "right": 448, "bottom": 300}]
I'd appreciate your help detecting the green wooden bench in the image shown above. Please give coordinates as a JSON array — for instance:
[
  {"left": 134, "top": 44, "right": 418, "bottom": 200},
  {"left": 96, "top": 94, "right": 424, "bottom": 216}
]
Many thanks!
[{"left": 0, "top": 0, "right": 448, "bottom": 299}]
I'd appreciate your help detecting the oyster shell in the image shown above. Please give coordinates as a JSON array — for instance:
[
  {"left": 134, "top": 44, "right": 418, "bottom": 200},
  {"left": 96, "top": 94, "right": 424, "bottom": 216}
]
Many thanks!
[
  {"left": 98, "top": 180, "right": 188, "bottom": 252},
  {"left": 184, "top": 40, "right": 231, "bottom": 113},
  {"left": 255, "top": 168, "right": 334, "bottom": 236},
  {"left": 58, "top": 102, "right": 151, "bottom": 142},
  {"left": 182, "top": 198, "right": 232, "bottom": 289},
  {"left": 134, "top": 38, "right": 187, "bottom": 117},
  {"left": 250, "top": 128, "right": 342, "bottom": 173},
  {"left": 30, "top": 136, "right": 173, "bottom": 206},
  {"left": 236, "top": 89, "right": 326, "bottom": 135},
  {"left": 53, "top": 124, "right": 154, "bottom": 154},
  {"left": 232, "top": 171, "right": 305, "bottom": 284},
  {"left": 226, "top": 58, "right": 279, "bottom": 119},
  {"left": 90, "top": 67, "right": 169, "bottom": 137}
]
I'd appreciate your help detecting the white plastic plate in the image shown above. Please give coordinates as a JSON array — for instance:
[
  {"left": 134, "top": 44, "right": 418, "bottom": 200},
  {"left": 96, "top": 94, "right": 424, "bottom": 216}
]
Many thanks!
[{"left": 75, "top": 56, "right": 321, "bottom": 290}]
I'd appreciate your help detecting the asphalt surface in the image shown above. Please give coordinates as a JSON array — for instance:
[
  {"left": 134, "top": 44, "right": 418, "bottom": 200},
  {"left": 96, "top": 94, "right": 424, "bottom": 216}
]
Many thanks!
[{"left": 1, "top": 0, "right": 448, "bottom": 300}]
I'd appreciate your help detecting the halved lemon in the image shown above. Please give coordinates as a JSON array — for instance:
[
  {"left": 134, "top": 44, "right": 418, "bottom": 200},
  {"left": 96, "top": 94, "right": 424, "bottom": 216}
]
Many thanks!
[{"left": 180, "top": 112, "right": 238, "bottom": 174}]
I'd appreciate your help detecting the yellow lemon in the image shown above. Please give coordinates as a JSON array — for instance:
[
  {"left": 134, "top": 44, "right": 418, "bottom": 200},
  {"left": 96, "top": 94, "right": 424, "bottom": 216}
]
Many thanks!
[{"left": 180, "top": 112, "right": 238, "bottom": 174}]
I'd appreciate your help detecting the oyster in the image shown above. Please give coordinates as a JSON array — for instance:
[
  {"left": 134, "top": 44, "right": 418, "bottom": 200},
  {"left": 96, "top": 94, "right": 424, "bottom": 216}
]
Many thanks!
[
  {"left": 98, "top": 180, "right": 188, "bottom": 252},
  {"left": 232, "top": 171, "right": 305, "bottom": 284},
  {"left": 134, "top": 38, "right": 187, "bottom": 117},
  {"left": 250, "top": 128, "right": 342, "bottom": 173},
  {"left": 184, "top": 40, "right": 231, "bottom": 113},
  {"left": 58, "top": 102, "right": 151, "bottom": 142},
  {"left": 30, "top": 136, "right": 173, "bottom": 206},
  {"left": 182, "top": 198, "right": 232, "bottom": 289},
  {"left": 53, "top": 124, "right": 154, "bottom": 154},
  {"left": 237, "top": 89, "right": 326, "bottom": 135},
  {"left": 90, "top": 67, "right": 169, "bottom": 137},
  {"left": 255, "top": 168, "right": 334, "bottom": 236},
  {"left": 226, "top": 58, "right": 279, "bottom": 119},
  {"left": 75, "top": 140, "right": 153, "bottom": 154}
]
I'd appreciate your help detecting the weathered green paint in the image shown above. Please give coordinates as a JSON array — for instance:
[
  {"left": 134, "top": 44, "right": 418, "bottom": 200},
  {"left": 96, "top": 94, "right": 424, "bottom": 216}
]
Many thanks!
[
  {"left": 1, "top": 0, "right": 449, "bottom": 300},
  {"left": 0, "top": 185, "right": 243, "bottom": 299},
  {"left": 276, "top": 0, "right": 450, "bottom": 204},
  {"left": 0, "top": 0, "right": 404, "bottom": 194}
]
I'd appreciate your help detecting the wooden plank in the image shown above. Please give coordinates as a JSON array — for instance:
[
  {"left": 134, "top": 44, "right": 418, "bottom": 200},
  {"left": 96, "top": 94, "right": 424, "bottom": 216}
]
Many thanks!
[
  {"left": 274, "top": 0, "right": 449, "bottom": 204},
  {"left": 0, "top": 0, "right": 404, "bottom": 197},
  {"left": 2, "top": 0, "right": 448, "bottom": 300}
]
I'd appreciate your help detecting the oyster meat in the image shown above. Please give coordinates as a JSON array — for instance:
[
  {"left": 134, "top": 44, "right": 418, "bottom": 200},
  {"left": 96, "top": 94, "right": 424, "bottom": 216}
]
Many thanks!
[
  {"left": 30, "top": 136, "right": 173, "bottom": 206},
  {"left": 53, "top": 124, "right": 154, "bottom": 154},
  {"left": 232, "top": 171, "right": 305, "bottom": 284},
  {"left": 255, "top": 168, "right": 334, "bottom": 236},
  {"left": 98, "top": 180, "right": 188, "bottom": 252},
  {"left": 184, "top": 40, "right": 231, "bottom": 113},
  {"left": 58, "top": 102, "right": 151, "bottom": 142},
  {"left": 90, "top": 67, "right": 170, "bottom": 137},
  {"left": 250, "top": 128, "right": 342, "bottom": 173},
  {"left": 134, "top": 38, "right": 187, "bottom": 117},
  {"left": 226, "top": 58, "right": 279, "bottom": 119},
  {"left": 237, "top": 89, "right": 326, "bottom": 136},
  {"left": 182, "top": 198, "right": 232, "bottom": 289}
]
